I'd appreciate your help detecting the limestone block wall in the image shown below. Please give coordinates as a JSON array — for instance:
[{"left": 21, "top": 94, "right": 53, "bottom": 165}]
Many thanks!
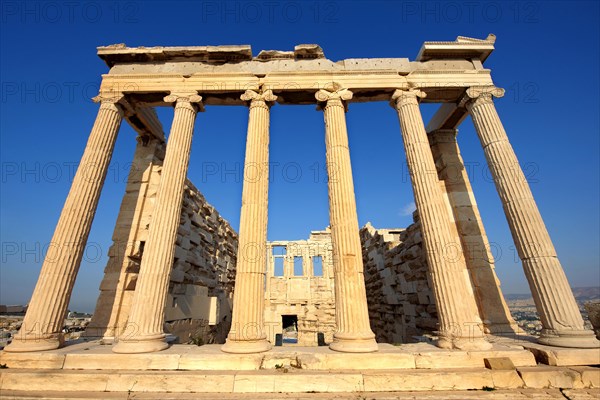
[
  {"left": 361, "top": 219, "right": 438, "bottom": 344},
  {"left": 87, "top": 137, "right": 237, "bottom": 344},
  {"left": 584, "top": 302, "right": 600, "bottom": 341},
  {"left": 265, "top": 223, "right": 439, "bottom": 346},
  {"left": 264, "top": 229, "right": 336, "bottom": 346},
  {"left": 166, "top": 179, "right": 237, "bottom": 344}
]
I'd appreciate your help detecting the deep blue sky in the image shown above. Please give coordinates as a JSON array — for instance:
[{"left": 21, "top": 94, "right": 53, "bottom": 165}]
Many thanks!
[{"left": 1, "top": 1, "right": 599, "bottom": 312}]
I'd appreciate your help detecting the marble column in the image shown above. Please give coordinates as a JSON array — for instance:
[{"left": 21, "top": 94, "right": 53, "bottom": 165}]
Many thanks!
[
  {"left": 222, "top": 89, "right": 276, "bottom": 353},
  {"left": 316, "top": 84, "right": 378, "bottom": 353},
  {"left": 428, "top": 129, "right": 518, "bottom": 335},
  {"left": 392, "top": 89, "right": 491, "bottom": 350},
  {"left": 84, "top": 135, "right": 165, "bottom": 341},
  {"left": 5, "top": 94, "right": 125, "bottom": 352},
  {"left": 464, "top": 86, "right": 599, "bottom": 348},
  {"left": 113, "top": 92, "right": 202, "bottom": 353}
]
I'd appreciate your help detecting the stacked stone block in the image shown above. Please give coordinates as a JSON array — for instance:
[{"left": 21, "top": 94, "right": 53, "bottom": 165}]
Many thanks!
[
  {"left": 167, "top": 180, "right": 238, "bottom": 344},
  {"left": 87, "top": 137, "right": 237, "bottom": 345},
  {"left": 361, "top": 219, "right": 438, "bottom": 344},
  {"left": 264, "top": 230, "right": 337, "bottom": 346}
]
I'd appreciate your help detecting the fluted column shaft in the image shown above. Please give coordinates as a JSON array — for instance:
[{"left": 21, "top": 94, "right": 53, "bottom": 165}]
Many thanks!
[
  {"left": 84, "top": 135, "right": 164, "bottom": 341},
  {"left": 113, "top": 93, "right": 202, "bottom": 354},
  {"left": 222, "top": 89, "right": 276, "bottom": 354},
  {"left": 6, "top": 95, "right": 124, "bottom": 352},
  {"left": 392, "top": 89, "right": 491, "bottom": 350},
  {"left": 428, "top": 129, "right": 517, "bottom": 334},
  {"left": 316, "top": 85, "right": 377, "bottom": 353},
  {"left": 465, "top": 87, "right": 598, "bottom": 348}
]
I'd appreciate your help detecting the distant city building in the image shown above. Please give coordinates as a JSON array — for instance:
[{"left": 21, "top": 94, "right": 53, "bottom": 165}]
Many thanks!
[{"left": 0, "top": 305, "right": 28, "bottom": 315}]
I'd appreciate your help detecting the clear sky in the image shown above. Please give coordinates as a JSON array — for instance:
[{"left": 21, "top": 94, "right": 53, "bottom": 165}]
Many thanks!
[{"left": 1, "top": 1, "right": 599, "bottom": 313}]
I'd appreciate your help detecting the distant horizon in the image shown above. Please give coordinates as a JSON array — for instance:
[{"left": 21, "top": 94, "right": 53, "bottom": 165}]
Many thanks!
[{"left": 3, "top": 285, "right": 599, "bottom": 314}]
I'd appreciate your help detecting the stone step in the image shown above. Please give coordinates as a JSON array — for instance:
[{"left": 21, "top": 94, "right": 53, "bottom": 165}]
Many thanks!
[
  {"left": 517, "top": 365, "right": 600, "bottom": 389},
  {"left": 2, "top": 388, "right": 597, "bottom": 400},
  {"left": 0, "top": 366, "right": 597, "bottom": 393},
  {"left": 0, "top": 342, "right": 537, "bottom": 371},
  {"left": 522, "top": 342, "right": 600, "bottom": 366}
]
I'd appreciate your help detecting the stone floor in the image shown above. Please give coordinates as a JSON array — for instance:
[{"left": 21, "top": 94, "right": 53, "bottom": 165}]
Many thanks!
[
  {"left": 0, "top": 340, "right": 598, "bottom": 396},
  {"left": 0, "top": 341, "right": 541, "bottom": 371}
]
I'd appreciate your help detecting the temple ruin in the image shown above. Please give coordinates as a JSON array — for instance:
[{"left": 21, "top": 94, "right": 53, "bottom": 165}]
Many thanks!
[{"left": 4, "top": 35, "right": 598, "bottom": 361}]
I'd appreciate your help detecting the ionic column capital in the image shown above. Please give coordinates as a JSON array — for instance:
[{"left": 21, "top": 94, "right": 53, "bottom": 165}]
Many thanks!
[
  {"left": 460, "top": 86, "right": 505, "bottom": 109},
  {"left": 164, "top": 92, "right": 204, "bottom": 111},
  {"left": 390, "top": 88, "right": 427, "bottom": 109},
  {"left": 241, "top": 89, "right": 278, "bottom": 109},
  {"left": 92, "top": 93, "right": 127, "bottom": 115},
  {"left": 92, "top": 92, "right": 125, "bottom": 103},
  {"left": 315, "top": 83, "right": 353, "bottom": 111}
]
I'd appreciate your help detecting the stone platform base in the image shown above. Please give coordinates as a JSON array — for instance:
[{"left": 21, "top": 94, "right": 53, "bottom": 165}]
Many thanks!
[
  {"left": 0, "top": 366, "right": 598, "bottom": 394},
  {"left": 487, "top": 334, "right": 600, "bottom": 366},
  {"left": 0, "top": 341, "right": 537, "bottom": 370},
  {"left": 1, "top": 341, "right": 598, "bottom": 395},
  {"left": 522, "top": 342, "right": 600, "bottom": 366},
  {"left": 0, "top": 389, "right": 598, "bottom": 400}
]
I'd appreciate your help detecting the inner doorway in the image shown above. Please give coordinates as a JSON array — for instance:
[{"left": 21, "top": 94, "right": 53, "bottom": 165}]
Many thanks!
[{"left": 281, "top": 315, "right": 298, "bottom": 344}]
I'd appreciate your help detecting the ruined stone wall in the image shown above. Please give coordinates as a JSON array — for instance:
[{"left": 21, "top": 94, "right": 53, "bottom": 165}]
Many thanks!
[
  {"left": 361, "top": 219, "right": 438, "bottom": 344},
  {"left": 263, "top": 222, "right": 439, "bottom": 346},
  {"left": 265, "top": 229, "right": 336, "bottom": 346},
  {"left": 584, "top": 302, "right": 600, "bottom": 341},
  {"left": 165, "top": 179, "right": 237, "bottom": 344},
  {"left": 87, "top": 137, "right": 237, "bottom": 344}
]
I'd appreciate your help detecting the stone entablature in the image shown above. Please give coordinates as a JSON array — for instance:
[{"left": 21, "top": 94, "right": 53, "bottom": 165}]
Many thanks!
[{"left": 96, "top": 38, "right": 496, "bottom": 106}]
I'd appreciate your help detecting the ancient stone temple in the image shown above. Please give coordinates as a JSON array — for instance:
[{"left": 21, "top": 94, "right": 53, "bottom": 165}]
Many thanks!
[{"left": 4, "top": 35, "right": 599, "bottom": 363}]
